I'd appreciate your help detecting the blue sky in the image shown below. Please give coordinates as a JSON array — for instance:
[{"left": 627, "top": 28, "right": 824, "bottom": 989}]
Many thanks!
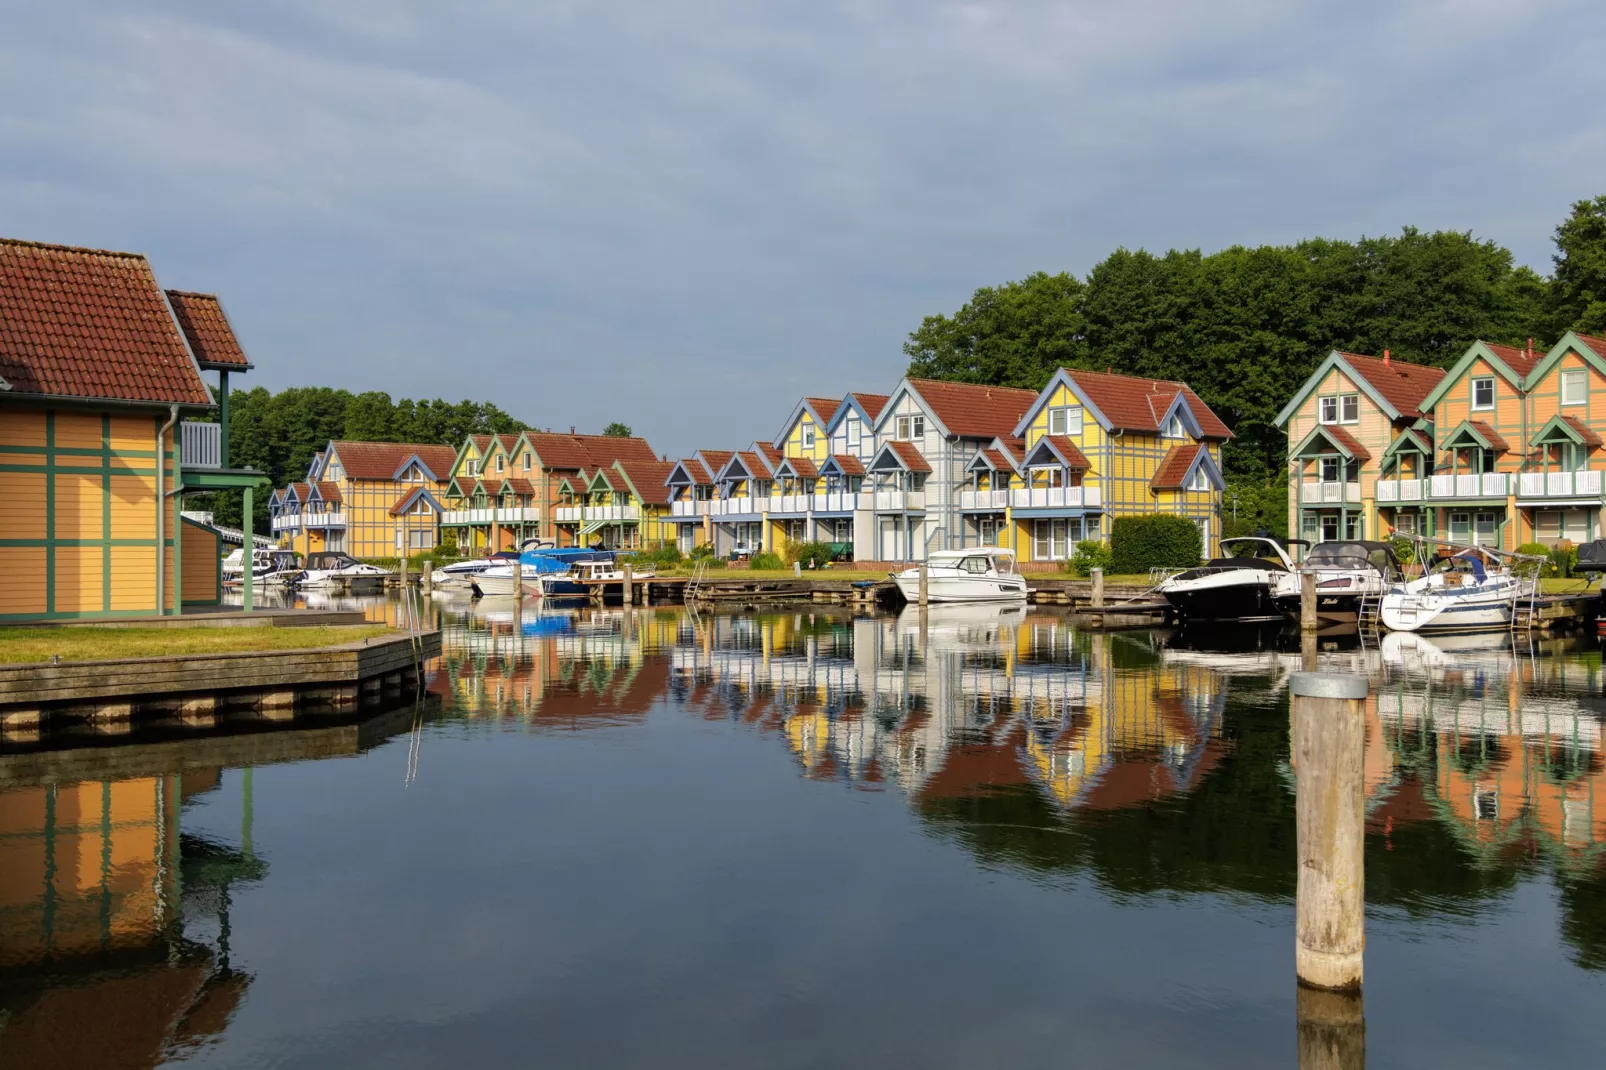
[{"left": 3, "top": 0, "right": 1603, "bottom": 457}]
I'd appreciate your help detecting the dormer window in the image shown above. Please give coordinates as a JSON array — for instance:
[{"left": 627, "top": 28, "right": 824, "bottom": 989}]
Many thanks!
[
  {"left": 1048, "top": 405, "right": 1083, "bottom": 437},
  {"left": 846, "top": 417, "right": 861, "bottom": 449},
  {"left": 466, "top": 459, "right": 479, "bottom": 476},
  {"left": 1163, "top": 414, "right": 1186, "bottom": 439},
  {"left": 896, "top": 415, "right": 925, "bottom": 441},
  {"left": 1562, "top": 369, "right": 1586, "bottom": 406},
  {"left": 1472, "top": 377, "right": 1495, "bottom": 410},
  {"left": 1187, "top": 467, "right": 1210, "bottom": 492},
  {"left": 802, "top": 424, "right": 816, "bottom": 450},
  {"left": 495, "top": 455, "right": 505, "bottom": 474},
  {"left": 327, "top": 464, "right": 342, "bottom": 481}
]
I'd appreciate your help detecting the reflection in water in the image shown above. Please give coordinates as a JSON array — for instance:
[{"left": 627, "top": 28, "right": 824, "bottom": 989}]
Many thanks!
[{"left": 3, "top": 597, "right": 1606, "bottom": 1064}]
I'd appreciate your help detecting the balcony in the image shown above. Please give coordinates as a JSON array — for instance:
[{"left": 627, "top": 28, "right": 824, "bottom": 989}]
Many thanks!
[
  {"left": 271, "top": 511, "right": 346, "bottom": 533},
  {"left": 1428, "top": 473, "right": 1507, "bottom": 499},
  {"left": 1516, "top": 470, "right": 1604, "bottom": 501},
  {"left": 440, "top": 507, "right": 542, "bottom": 526},
  {"left": 960, "top": 489, "right": 1009, "bottom": 511},
  {"left": 1300, "top": 481, "right": 1362, "bottom": 505},
  {"left": 553, "top": 504, "right": 641, "bottom": 524},
  {"left": 1375, "top": 474, "right": 1513, "bottom": 503},
  {"left": 1008, "top": 487, "right": 1103, "bottom": 510},
  {"left": 671, "top": 499, "right": 712, "bottom": 517},
  {"left": 180, "top": 421, "right": 222, "bottom": 469},
  {"left": 871, "top": 489, "right": 925, "bottom": 512}
]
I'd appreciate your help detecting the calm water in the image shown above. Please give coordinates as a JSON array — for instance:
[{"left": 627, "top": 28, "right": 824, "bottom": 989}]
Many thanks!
[{"left": 2, "top": 595, "right": 1605, "bottom": 1068}]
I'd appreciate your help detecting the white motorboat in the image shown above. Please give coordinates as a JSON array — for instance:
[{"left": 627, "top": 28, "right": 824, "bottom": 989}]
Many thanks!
[
  {"left": 222, "top": 547, "right": 303, "bottom": 587},
  {"left": 1379, "top": 548, "right": 1533, "bottom": 634},
  {"left": 473, "top": 561, "right": 545, "bottom": 597},
  {"left": 892, "top": 549, "right": 1027, "bottom": 603},
  {"left": 430, "top": 557, "right": 503, "bottom": 589},
  {"left": 538, "top": 557, "right": 656, "bottom": 599},
  {"left": 1156, "top": 536, "right": 1304, "bottom": 622},
  {"left": 298, "top": 551, "right": 392, "bottom": 592},
  {"left": 1275, "top": 540, "right": 1401, "bottom": 620}
]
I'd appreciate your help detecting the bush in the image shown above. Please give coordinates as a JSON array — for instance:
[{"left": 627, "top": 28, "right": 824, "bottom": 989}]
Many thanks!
[
  {"left": 748, "top": 551, "right": 785, "bottom": 570},
  {"left": 1550, "top": 541, "right": 1578, "bottom": 579},
  {"left": 1513, "top": 542, "right": 1555, "bottom": 578},
  {"left": 785, "top": 540, "right": 835, "bottom": 569},
  {"left": 1067, "top": 539, "right": 1112, "bottom": 577},
  {"left": 622, "top": 543, "right": 682, "bottom": 569},
  {"left": 1109, "top": 515, "right": 1202, "bottom": 573}
]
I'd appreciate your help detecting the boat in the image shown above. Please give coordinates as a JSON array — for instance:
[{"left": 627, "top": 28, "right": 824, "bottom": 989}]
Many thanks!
[
  {"left": 1378, "top": 547, "right": 1534, "bottom": 634},
  {"left": 222, "top": 547, "right": 303, "bottom": 587},
  {"left": 430, "top": 555, "right": 508, "bottom": 590},
  {"left": 1155, "top": 536, "right": 1304, "bottom": 622},
  {"left": 538, "top": 554, "right": 655, "bottom": 600},
  {"left": 1275, "top": 540, "right": 1401, "bottom": 620},
  {"left": 891, "top": 549, "right": 1027, "bottom": 603},
  {"left": 298, "top": 551, "right": 392, "bottom": 592},
  {"left": 472, "top": 547, "right": 602, "bottom": 598}
]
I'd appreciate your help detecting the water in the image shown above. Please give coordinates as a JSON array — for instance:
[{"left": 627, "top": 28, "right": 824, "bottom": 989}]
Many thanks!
[{"left": 2, "top": 596, "right": 1604, "bottom": 1067}]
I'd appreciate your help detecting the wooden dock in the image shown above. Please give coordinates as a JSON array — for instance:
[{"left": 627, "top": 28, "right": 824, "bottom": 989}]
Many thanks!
[{"left": 0, "top": 630, "right": 441, "bottom": 741}]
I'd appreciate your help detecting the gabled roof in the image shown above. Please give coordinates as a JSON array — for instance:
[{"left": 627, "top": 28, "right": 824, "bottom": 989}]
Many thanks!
[
  {"left": 774, "top": 396, "right": 842, "bottom": 446},
  {"left": 755, "top": 442, "right": 782, "bottom": 467},
  {"left": 894, "top": 378, "right": 1039, "bottom": 439},
  {"left": 390, "top": 450, "right": 451, "bottom": 481},
  {"left": 165, "top": 290, "right": 252, "bottom": 370},
  {"left": 1381, "top": 427, "right": 1435, "bottom": 459},
  {"left": 1273, "top": 351, "right": 1447, "bottom": 426},
  {"left": 389, "top": 486, "right": 441, "bottom": 516},
  {"left": 1521, "top": 332, "right": 1606, "bottom": 390},
  {"left": 586, "top": 468, "right": 617, "bottom": 492},
  {"left": 827, "top": 392, "right": 892, "bottom": 434},
  {"left": 821, "top": 454, "right": 865, "bottom": 477},
  {"left": 1151, "top": 444, "right": 1221, "bottom": 491},
  {"left": 967, "top": 446, "right": 1019, "bottom": 474},
  {"left": 327, "top": 441, "right": 458, "bottom": 481},
  {"left": 777, "top": 456, "right": 819, "bottom": 479},
  {"left": 720, "top": 450, "right": 774, "bottom": 483},
  {"left": 523, "top": 431, "right": 593, "bottom": 470},
  {"left": 1021, "top": 368, "right": 1232, "bottom": 439},
  {"left": 506, "top": 477, "right": 536, "bottom": 496},
  {"left": 1530, "top": 413, "right": 1604, "bottom": 448},
  {"left": 613, "top": 458, "right": 675, "bottom": 505},
  {"left": 666, "top": 458, "right": 713, "bottom": 487},
  {"left": 1442, "top": 419, "right": 1510, "bottom": 452},
  {"left": 315, "top": 481, "right": 342, "bottom": 503},
  {"left": 0, "top": 238, "right": 212, "bottom": 406},
  {"left": 696, "top": 450, "right": 734, "bottom": 477},
  {"left": 1023, "top": 435, "right": 1092, "bottom": 469},
  {"left": 479, "top": 478, "right": 506, "bottom": 496},
  {"left": 1290, "top": 424, "right": 1372, "bottom": 462},
  {"left": 868, "top": 440, "right": 933, "bottom": 473},
  {"left": 1418, "top": 340, "right": 1537, "bottom": 412}
]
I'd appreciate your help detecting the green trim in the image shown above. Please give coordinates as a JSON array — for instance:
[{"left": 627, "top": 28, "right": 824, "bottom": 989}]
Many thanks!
[
  {"left": 0, "top": 608, "right": 194, "bottom": 622},
  {"left": 0, "top": 444, "right": 155, "bottom": 458},
  {"left": 1418, "top": 341, "right": 1527, "bottom": 412},
  {"left": 178, "top": 469, "right": 268, "bottom": 490},
  {"left": 0, "top": 539, "right": 173, "bottom": 547},
  {"left": 1441, "top": 419, "right": 1504, "bottom": 451},
  {"left": 103, "top": 415, "right": 112, "bottom": 613},
  {"left": 1273, "top": 351, "right": 1402, "bottom": 427},
  {"left": 45, "top": 412, "right": 54, "bottom": 613},
  {"left": 1289, "top": 424, "right": 1366, "bottom": 461},
  {"left": 0, "top": 463, "right": 161, "bottom": 476},
  {"left": 1520, "top": 332, "right": 1606, "bottom": 390},
  {"left": 1530, "top": 412, "right": 1593, "bottom": 447}
]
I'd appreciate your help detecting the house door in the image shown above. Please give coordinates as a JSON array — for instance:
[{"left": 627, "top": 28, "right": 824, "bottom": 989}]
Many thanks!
[{"left": 879, "top": 517, "right": 899, "bottom": 560}]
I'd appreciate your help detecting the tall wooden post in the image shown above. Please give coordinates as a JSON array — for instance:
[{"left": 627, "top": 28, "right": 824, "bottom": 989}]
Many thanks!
[
  {"left": 918, "top": 563, "right": 928, "bottom": 607},
  {"left": 1291, "top": 672, "right": 1367, "bottom": 992},
  {"left": 623, "top": 563, "right": 634, "bottom": 605},
  {"left": 1296, "top": 987, "right": 1365, "bottom": 1070},
  {"left": 398, "top": 548, "right": 409, "bottom": 592},
  {"left": 242, "top": 484, "right": 254, "bottom": 614},
  {"left": 1301, "top": 570, "right": 1317, "bottom": 633},
  {"left": 1090, "top": 566, "right": 1105, "bottom": 609},
  {"left": 422, "top": 558, "right": 433, "bottom": 595}
]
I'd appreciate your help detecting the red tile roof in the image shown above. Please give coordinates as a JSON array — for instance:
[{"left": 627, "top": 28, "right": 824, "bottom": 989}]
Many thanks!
[
  {"left": 1151, "top": 444, "right": 1208, "bottom": 490},
  {"left": 589, "top": 469, "right": 616, "bottom": 491},
  {"left": 804, "top": 397, "right": 840, "bottom": 423},
  {"left": 1314, "top": 424, "right": 1372, "bottom": 462},
  {"left": 389, "top": 488, "right": 433, "bottom": 516},
  {"left": 479, "top": 478, "right": 505, "bottom": 496},
  {"left": 0, "top": 238, "right": 212, "bottom": 405},
  {"left": 314, "top": 481, "right": 342, "bottom": 503},
  {"left": 329, "top": 441, "right": 458, "bottom": 481},
  {"left": 165, "top": 290, "right": 251, "bottom": 369},
  {"left": 1574, "top": 334, "right": 1606, "bottom": 356},
  {"left": 506, "top": 477, "right": 536, "bottom": 496},
  {"left": 1062, "top": 370, "right": 1232, "bottom": 439},
  {"left": 616, "top": 458, "right": 675, "bottom": 504},
  {"left": 756, "top": 442, "right": 783, "bottom": 466},
  {"left": 734, "top": 451, "right": 773, "bottom": 479},
  {"left": 1467, "top": 420, "right": 1510, "bottom": 452},
  {"left": 907, "top": 378, "right": 1039, "bottom": 438},
  {"left": 288, "top": 481, "right": 312, "bottom": 500},
  {"left": 1039, "top": 434, "right": 1091, "bottom": 469},
  {"left": 980, "top": 448, "right": 1015, "bottom": 471},
  {"left": 1559, "top": 414, "right": 1604, "bottom": 448},
  {"left": 698, "top": 450, "right": 734, "bottom": 477},
  {"left": 850, "top": 392, "right": 891, "bottom": 420},
  {"left": 829, "top": 454, "right": 865, "bottom": 476},
  {"left": 1333, "top": 352, "right": 1446, "bottom": 418},
  {"left": 784, "top": 456, "right": 819, "bottom": 479},
  {"left": 671, "top": 458, "right": 713, "bottom": 486},
  {"left": 1483, "top": 342, "right": 1541, "bottom": 378},
  {"left": 884, "top": 440, "right": 933, "bottom": 473}
]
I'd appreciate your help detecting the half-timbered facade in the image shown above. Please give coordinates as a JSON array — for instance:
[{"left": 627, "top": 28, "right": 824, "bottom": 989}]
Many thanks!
[{"left": 272, "top": 441, "right": 456, "bottom": 558}]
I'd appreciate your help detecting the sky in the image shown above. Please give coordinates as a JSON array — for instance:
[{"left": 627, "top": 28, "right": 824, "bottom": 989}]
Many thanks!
[{"left": 2, "top": 0, "right": 1603, "bottom": 458}]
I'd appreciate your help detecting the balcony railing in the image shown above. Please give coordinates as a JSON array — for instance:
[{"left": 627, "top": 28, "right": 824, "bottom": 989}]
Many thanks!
[
  {"left": 872, "top": 489, "right": 925, "bottom": 512},
  {"left": 1375, "top": 473, "right": 1514, "bottom": 503},
  {"left": 671, "top": 499, "right": 712, "bottom": 517},
  {"left": 271, "top": 512, "right": 346, "bottom": 532},
  {"left": 552, "top": 504, "right": 641, "bottom": 524},
  {"left": 180, "top": 421, "right": 222, "bottom": 469},
  {"left": 440, "top": 507, "right": 541, "bottom": 526},
  {"left": 959, "top": 490, "right": 1009, "bottom": 510},
  {"left": 1516, "top": 470, "right": 1604, "bottom": 500},
  {"left": 1008, "top": 487, "right": 1103, "bottom": 510},
  {"left": 1299, "top": 481, "right": 1361, "bottom": 504}
]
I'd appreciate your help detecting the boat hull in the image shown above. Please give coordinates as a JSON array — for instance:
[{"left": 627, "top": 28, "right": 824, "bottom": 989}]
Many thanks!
[
  {"left": 1162, "top": 578, "right": 1284, "bottom": 622},
  {"left": 892, "top": 574, "right": 1027, "bottom": 603},
  {"left": 1379, "top": 593, "right": 1512, "bottom": 633}
]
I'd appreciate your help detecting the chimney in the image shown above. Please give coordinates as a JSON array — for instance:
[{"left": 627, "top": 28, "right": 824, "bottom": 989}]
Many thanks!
[
  {"left": 570, "top": 426, "right": 576, "bottom": 434},
  {"left": 1528, "top": 337, "right": 1534, "bottom": 359},
  {"left": 1106, "top": 366, "right": 1112, "bottom": 375}
]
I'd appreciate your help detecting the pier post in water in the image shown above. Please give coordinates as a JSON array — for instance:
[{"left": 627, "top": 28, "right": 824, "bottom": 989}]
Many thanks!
[
  {"left": 398, "top": 549, "right": 409, "bottom": 592},
  {"left": 1296, "top": 986, "right": 1365, "bottom": 1070},
  {"left": 422, "top": 558, "right": 432, "bottom": 595},
  {"left": 623, "top": 563, "right": 634, "bottom": 605},
  {"left": 1301, "top": 571, "right": 1317, "bottom": 633},
  {"left": 918, "top": 562, "right": 928, "bottom": 607},
  {"left": 1290, "top": 671, "right": 1367, "bottom": 992},
  {"left": 1090, "top": 566, "right": 1104, "bottom": 609}
]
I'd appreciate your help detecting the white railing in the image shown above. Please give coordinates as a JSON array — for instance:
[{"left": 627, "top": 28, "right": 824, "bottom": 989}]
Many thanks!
[
  {"left": 671, "top": 499, "right": 712, "bottom": 517},
  {"left": 553, "top": 504, "right": 640, "bottom": 524},
  {"left": 873, "top": 489, "right": 925, "bottom": 512},
  {"left": 960, "top": 489, "right": 1009, "bottom": 510},
  {"left": 270, "top": 512, "right": 346, "bottom": 532},
  {"left": 1300, "top": 481, "right": 1360, "bottom": 504},
  {"left": 808, "top": 490, "right": 858, "bottom": 512},
  {"left": 441, "top": 507, "right": 540, "bottom": 526},
  {"left": 1517, "top": 470, "right": 1604, "bottom": 499},
  {"left": 271, "top": 514, "right": 297, "bottom": 532},
  {"left": 180, "top": 421, "right": 222, "bottom": 468},
  {"left": 1008, "top": 487, "right": 1104, "bottom": 509},
  {"left": 1375, "top": 478, "right": 1425, "bottom": 503}
]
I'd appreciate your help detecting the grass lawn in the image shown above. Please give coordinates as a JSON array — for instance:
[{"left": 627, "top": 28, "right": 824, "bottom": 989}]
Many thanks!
[
  {"left": 655, "top": 565, "right": 1155, "bottom": 585},
  {"left": 0, "top": 625, "right": 396, "bottom": 665},
  {"left": 1540, "top": 576, "right": 1601, "bottom": 595}
]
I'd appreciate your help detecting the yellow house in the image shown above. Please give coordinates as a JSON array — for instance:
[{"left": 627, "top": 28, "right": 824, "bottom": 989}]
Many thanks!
[
  {"left": 996, "top": 369, "right": 1232, "bottom": 562},
  {"left": 0, "top": 238, "right": 264, "bottom": 619},
  {"left": 555, "top": 457, "right": 676, "bottom": 550},
  {"left": 665, "top": 450, "right": 733, "bottom": 552},
  {"left": 272, "top": 441, "right": 457, "bottom": 558}
]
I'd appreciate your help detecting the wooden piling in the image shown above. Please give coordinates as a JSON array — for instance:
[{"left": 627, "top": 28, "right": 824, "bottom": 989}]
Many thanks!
[
  {"left": 1301, "top": 571, "right": 1317, "bottom": 633},
  {"left": 918, "top": 563, "right": 928, "bottom": 607},
  {"left": 422, "top": 558, "right": 433, "bottom": 595},
  {"left": 1290, "top": 671, "right": 1367, "bottom": 992},
  {"left": 1296, "top": 987, "right": 1365, "bottom": 1070},
  {"left": 1090, "top": 567, "right": 1105, "bottom": 610},
  {"left": 399, "top": 552, "right": 409, "bottom": 591},
  {"left": 623, "top": 564, "right": 634, "bottom": 605}
]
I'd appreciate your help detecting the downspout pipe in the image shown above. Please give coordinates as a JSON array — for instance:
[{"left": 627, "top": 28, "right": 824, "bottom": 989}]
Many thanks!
[{"left": 157, "top": 405, "right": 180, "bottom": 615}]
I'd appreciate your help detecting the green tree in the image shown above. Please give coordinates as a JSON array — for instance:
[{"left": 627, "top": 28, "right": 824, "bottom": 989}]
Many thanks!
[
  {"left": 602, "top": 422, "right": 633, "bottom": 437},
  {"left": 1549, "top": 194, "right": 1606, "bottom": 337},
  {"left": 903, "top": 271, "right": 1085, "bottom": 388}
]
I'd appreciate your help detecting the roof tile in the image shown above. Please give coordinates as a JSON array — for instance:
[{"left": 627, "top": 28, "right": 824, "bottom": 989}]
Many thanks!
[
  {"left": 1151, "top": 444, "right": 1208, "bottom": 490},
  {"left": 1333, "top": 353, "right": 1446, "bottom": 418},
  {"left": 329, "top": 441, "right": 458, "bottom": 481},
  {"left": 1062, "top": 369, "right": 1233, "bottom": 439},
  {"left": 907, "top": 378, "right": 1039, "bottom": 438},
  {"left": 165, "top": 290, "right": 251, "bottom": 369}
]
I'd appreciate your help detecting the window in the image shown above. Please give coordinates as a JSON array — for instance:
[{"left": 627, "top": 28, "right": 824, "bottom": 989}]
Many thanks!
[
  {"left": 846, "top": 418, "right": 861, "bottom": 449},
  {"left": 959, "top": 556, "right": 990, "bottom": 574},
  {"left": 466, "top": 459, "right": 479, "bottom": 476},
  {"left": 1318, "top": 396, "right": 1338, "bottom": 424},
  {"left": 1320, "top": 514, "right": 1339, "bottom": 541},
  {"left": 409, "top": 528, "right": 435, "bottom": 549},
  {"left": 1474, "top": 789, "right": 1499, "bottom": 822},
  {"left": 978, "top": 517, "right": 998, "bottom": 545},
  {"left": 326, "top": 464, "right": 342, "bottom": 481},
  {"left": 1162, "top": 414, "right": 1186, "bottom": 438},
  {"left": 523, "top": 453, "right": 532, "bottom": 472},
  {"left": 833, "top": 518, "right": 850, "bottom": 541},
  {"left": 1320, "top": 457, "right": 1340, "bottom": 483},
  {"left": 1448, "top": 511, "right": 1470, "bottom": 542},
  {"left": 1394, "top": 513, "right": 1418, "bottom": 535},
  {"left": 1340, "top": 394, "right": 1359, "bottom": 424},
  {"left": 1472, "top": 377, "right": 1494, "bottom": 410},
  {"left": 1474, "top": 511, "right": 1498, "bottom": 546},
  {"left": 495, "top": 455, "right": 504, "bottom": 474},
  {"left": 800, "top": 424, "right": 815, "bottom": 450},
  {"left": 1562, "top": 368, "right": 1587, "bottom": 406},
  {"left": 896, "top": 414, "right": 925, "bottom": 441},
  {"left": 1033, "top": 518, "right": 1071, "bottom": 560},
  {"left": 1345, "top": 514, "right": 1361, "bottom": 539},
  {"left": 1048, "top": 406, "right": 1084, "bottom": 437},
  {"left": 1032, "top": 466, "right": 1064, "bottom": 488},
  {"left": 1187, "top": 466, "right": 1210, "bottom": 492}
]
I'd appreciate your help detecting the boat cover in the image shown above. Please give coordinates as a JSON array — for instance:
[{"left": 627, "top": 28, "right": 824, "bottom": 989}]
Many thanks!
[{"left": 1576, "top": 539, "right": 1606, "bottom": 573}]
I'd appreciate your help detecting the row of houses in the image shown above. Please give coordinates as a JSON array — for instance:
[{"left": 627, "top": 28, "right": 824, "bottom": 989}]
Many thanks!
[
  {"left": 269, "top": 370, "right": 1235, "bottom": 563},
  {"left": 1280, "top": 333, "right": 1606, "bottom": 552}
]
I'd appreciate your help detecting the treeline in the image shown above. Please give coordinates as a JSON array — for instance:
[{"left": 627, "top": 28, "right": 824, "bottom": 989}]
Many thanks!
[
  {"left": 906, "top": 194, "right": 1606, "bottom": 529},
  {"left": 203, "top": 387, "right": 528, "bottom": 528}
]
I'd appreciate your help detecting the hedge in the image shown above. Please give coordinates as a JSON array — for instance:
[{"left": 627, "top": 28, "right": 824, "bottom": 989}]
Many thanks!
[{"left": 1109, "top": 515, "right": 1203, "bottom": 573}]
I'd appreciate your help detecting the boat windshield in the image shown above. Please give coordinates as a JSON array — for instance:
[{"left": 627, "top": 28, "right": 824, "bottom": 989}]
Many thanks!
[
  {"left": 1306, "top": 541, "right": 1398, "bottom": 574},
  {"left": 1440, "top": 552, "right": 1489, "bottom": 582}
]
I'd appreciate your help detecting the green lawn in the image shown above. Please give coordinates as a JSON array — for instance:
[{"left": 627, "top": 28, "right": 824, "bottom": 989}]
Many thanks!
[
  {"left": 1540, "top": 576, "right": 1601, "bottom": 595},
  {"left": 656, "top": 565, "right": 1154, "bottom": 585},
  {"left": 0, "top": 625, "right": 395, "bottom": 665}
]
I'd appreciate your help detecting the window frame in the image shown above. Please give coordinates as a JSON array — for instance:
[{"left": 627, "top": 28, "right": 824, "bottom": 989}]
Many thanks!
[
  {"left": 846, "top": 418, "right": 861, "bottom": 449},
  {"left": 1318, "top": 396, "right": 1338, "bottom": 425},
  {"left": 1339, "top": 393, "right": 1360, "bottom": 424},
  {"left": 1187, "top": 466, "right": 1210, "bottom": 492},
  {"left": 1471, "top": 377, "right": 1495, "bottom": 411},
  {"left": 1561, "top": 368, "right": 1587, "bottom": 406},
  {"left": 801, "top": 424, "right": 816, "bottom": 450}
]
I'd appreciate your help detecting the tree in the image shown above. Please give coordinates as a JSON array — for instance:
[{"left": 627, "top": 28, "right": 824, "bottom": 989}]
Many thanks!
[
  {"left": 1549, "top": 194, "right": 1606, "bottom": 337},
  {"left": 903, "top": 271, "right": 1085, "bottom": 389},
  {"left": 602, "top": 422, "right": 633, "bottom": 437}
]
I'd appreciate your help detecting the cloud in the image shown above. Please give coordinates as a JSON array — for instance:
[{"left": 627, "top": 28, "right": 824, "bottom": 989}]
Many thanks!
[{"left": 0, "top": 0, "right": 1602, "bottom": 454}]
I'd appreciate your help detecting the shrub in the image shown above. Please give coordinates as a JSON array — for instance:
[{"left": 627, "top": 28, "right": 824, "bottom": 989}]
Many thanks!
[
  {"left": 1513, "top": 542, "right": 1555, "bottom": 578},
  {"left": 624, "top": 543, "right": 682, "bottom": 568},
  {"left": 1109, "top": 515, "right": 1202, "bottom": 574},
  {"left": 1550, "top": 541, "right": 1578, "bottom": 579},
  {"left": 785, "top": 540, "right": 835, "bottom": 569},
  {"left": 689, "top": 542, "right": 717, "bottom": 560},
  {"left": 749, "top": 551, "right": 785, "bottom": 570},
  {"left": 1067, "top": 539, "right": 1112, "bottom": 577}
]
